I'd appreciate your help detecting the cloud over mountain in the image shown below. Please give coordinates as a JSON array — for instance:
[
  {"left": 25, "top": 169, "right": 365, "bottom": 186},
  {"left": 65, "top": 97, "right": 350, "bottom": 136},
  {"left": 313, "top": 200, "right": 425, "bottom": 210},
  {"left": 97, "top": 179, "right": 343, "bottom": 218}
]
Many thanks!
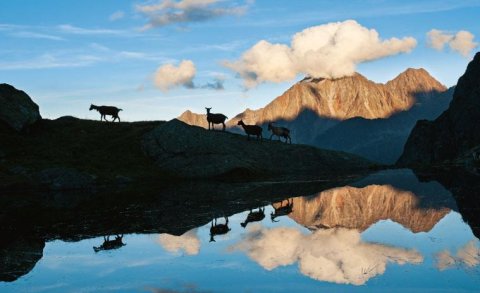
[
  {"left": 136, "top": 0, "right": 250, "bottom": 30},
  {"left": 427, "top": 29, "right": 478, "bottom": 57},
  {"left": 224, "top": 20, "right": 417, "bottom": 88}
]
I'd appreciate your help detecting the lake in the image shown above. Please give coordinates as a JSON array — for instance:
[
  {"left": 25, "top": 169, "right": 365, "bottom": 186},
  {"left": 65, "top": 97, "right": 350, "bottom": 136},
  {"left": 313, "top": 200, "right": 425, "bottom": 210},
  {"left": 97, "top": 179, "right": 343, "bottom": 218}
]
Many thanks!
[{"left": 1, "top": 169, "right": 479, "bottom": 292}]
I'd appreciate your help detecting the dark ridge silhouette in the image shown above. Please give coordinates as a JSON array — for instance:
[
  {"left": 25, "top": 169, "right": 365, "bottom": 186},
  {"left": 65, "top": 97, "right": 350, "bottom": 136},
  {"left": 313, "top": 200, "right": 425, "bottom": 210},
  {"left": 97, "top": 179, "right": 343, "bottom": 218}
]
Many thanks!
[
  {"left": 89, "top": 104, "right": 122, "bottom": 122},
  {"left": 237, "top": 119, "right": 262, "bottom": 140},
  {"left": 414, "top": 169, "right": 480, "bottom": 238},
  {"left": 209, "top": 216, "right": 231, "bottom": 242},
  {"left": 398, "top": 52, "right": 480, "bottom": 166},
  {"left": 271, "top": 199, "right": 294, "bottom": 222},
  {"left": 93, "top": 235, "right": 125, "bottom": 252},
  {"left": 240, "top": 207, "right": 265, "bottom": 228},
  {"left": 268, "top": 123, "right": 291, "bottom": 143},
  {"left": 205, "top": 107, "right": 227, "bottom": 131}
]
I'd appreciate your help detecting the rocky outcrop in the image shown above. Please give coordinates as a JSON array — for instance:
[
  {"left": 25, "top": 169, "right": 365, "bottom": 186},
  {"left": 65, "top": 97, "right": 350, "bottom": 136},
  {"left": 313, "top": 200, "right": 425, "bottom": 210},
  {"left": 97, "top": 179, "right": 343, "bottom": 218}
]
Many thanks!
[
  {"left": 398, "top": 52, "right": 480, "bottom": 166},
  {"left": 277, "top": 184, "right": 451, "bottom": 233},
  {"left": 142, "top": 119, "right": 372, "bottom": 179},
  {"left": 178, "top": 110, "right": 208, "bottom": 128},
  {"left": 0, "top": 238, "right": 44, "bottom": 282},
  {"left": 0, "top": 84, "right": 41, "bottom": 131}
]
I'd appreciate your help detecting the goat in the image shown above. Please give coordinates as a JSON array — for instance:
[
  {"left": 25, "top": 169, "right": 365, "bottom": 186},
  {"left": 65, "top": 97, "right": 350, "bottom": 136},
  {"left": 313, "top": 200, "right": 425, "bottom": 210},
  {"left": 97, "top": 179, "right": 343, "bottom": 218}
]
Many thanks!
[
  {"left": 210, "top": 216, "right": 231, "bottom": 242},
  {"left": 93, "top": 235, "right": 125, "bottom": 252},
  {"left": 237, "top": 120, "right": 262, "bottom": 140},
  {"left": 271, "top": 199, "right": 293, "bottom": 222},
  {"left": 205, "top": 107, "right": 228, "bottom": 131},
  {"left": 240, "top": 207, "right": 265, "bottom": 228},
  {"left": 89, "top": 104, "right": 122, "bottom": 122},
  {"left": 268, "top": 123, "right": 291, "bottom": 144}
]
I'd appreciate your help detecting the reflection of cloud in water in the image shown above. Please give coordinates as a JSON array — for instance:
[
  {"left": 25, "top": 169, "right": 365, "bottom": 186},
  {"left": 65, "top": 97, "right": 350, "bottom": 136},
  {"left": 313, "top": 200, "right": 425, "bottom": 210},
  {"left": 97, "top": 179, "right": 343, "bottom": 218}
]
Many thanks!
[
  {"left": 231, "top": 226, "right": 423, "bottom": 285},
  {"left": 436, "top": 240, "right": 480, "bottom": 271},
  {"left": 157, "top": 229, "right": 200, "bottom": 255}
]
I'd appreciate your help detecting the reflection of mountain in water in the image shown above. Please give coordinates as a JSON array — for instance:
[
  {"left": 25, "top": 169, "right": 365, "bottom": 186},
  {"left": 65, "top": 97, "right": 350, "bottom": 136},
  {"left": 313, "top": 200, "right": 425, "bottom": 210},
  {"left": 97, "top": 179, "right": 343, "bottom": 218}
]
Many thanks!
[
  {"left": 0, "top": 169, "right": 478, "bottom": 283},
  {"left": 279, "top": 184, "right": 451, "bottom": 232}
]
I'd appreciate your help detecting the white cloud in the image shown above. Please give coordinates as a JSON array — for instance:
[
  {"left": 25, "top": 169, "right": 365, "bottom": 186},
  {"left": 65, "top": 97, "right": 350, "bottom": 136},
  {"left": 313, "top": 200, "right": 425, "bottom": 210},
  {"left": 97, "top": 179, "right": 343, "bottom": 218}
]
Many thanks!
[
  {"left": 136, "top": 0, "right": 251, "bottom": 30},
  {"left": 58, "top": 24, "right": 123, "bottom": 35},
  {"left": 10, "top": 31, "right": 64, "bottom": 41},
  {"left": 436, "top": 240, "right": 480, "bottom": 270},
  {"left": 109, "top": 11, "right": 125, "bottom": 21},
  {"left": 154, "top": 59, "right": 196, "bottom": 91},
  {"left": 224, "top": 20, "right": 417, "bottom": 88},
  {"left": 427, "top": 29, "right": 477, "bottom": 57},
  {"left": 157, "top": 229, "right": 200, "bottom": 255},
  {"left": 231, "top": 226, "right": 423, "bottom": 285}
]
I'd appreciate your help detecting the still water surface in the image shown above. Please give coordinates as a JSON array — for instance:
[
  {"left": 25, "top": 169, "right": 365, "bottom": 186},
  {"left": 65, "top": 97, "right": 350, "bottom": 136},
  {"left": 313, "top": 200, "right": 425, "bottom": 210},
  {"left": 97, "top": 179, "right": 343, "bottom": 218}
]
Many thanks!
[{"left": 1, "top": 169, "right": 479, "bottom": 292}]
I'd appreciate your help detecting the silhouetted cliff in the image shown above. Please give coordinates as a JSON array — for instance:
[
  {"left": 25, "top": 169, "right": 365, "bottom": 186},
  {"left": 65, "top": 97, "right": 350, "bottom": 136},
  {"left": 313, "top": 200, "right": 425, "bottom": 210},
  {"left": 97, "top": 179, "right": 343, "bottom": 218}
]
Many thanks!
[{"left": 398, "top": 52, "right": 480, "bottom": 166}]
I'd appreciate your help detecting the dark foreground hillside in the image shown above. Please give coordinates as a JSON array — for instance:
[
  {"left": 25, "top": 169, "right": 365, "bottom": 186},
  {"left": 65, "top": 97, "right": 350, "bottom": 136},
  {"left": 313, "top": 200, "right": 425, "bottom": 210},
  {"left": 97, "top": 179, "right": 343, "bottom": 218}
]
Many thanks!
[
  {"left": 0, "top": 116, "right": 374, "bottom": 191},
  {"left": 0, "top": 117, "right": 165, "bottom": 190}
]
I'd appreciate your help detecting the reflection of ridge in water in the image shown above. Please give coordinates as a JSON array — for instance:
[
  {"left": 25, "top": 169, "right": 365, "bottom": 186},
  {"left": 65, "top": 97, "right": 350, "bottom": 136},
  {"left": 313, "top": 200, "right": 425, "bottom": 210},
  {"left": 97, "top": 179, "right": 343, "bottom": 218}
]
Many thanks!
[{"left": 273, "top": 184, "right": 453, "bottom": 232}]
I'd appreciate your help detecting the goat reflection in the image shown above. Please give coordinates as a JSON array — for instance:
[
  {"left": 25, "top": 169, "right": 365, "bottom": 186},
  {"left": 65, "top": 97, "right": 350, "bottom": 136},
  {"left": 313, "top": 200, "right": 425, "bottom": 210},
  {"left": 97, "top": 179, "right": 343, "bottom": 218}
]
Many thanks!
[
  {"left": 271, "top": 199, "right": 293, "bottom": 222},
  {"left": 241, "top": 207, "right": 265, "bottom": 228},
  {"left": 210, "top": 217, "right": 231, "bottom": 242},
  {"left": 93, "top": 235, "right": 126, "bottom": 252}
]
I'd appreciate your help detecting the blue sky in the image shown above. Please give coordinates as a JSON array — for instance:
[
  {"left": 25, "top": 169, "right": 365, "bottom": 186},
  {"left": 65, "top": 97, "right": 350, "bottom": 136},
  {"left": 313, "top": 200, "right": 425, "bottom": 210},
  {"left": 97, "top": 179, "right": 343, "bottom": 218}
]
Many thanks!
[{"left": 1, "top": 0, "right": 479, "bottom": 121}]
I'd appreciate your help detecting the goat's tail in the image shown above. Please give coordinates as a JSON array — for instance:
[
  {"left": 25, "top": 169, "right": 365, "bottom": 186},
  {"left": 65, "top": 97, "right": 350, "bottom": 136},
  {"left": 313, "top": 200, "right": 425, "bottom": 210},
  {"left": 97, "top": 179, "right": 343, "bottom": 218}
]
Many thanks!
[{"left": 118, "top": 109, "right": 123, "bottom": 111}]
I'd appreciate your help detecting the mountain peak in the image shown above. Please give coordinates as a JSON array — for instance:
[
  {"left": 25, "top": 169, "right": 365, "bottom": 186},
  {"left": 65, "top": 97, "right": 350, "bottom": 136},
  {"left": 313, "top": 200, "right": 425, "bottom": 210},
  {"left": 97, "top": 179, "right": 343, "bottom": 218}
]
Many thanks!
[
  {"left": 178, "top": 110, "right": 208, "bottom": 128},
  {"left": 387, "top": 68, "right": 446, "bottom": 99}
]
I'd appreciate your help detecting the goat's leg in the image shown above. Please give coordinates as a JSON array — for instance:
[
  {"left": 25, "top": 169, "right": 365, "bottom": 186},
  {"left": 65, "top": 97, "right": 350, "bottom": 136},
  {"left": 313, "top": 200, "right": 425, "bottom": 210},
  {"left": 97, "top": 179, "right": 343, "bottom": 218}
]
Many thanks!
[
  {"left": 269, "top": 133, "right": 273, "bottom": 140},
  {"left": 222, "top": 122, "right": 226, "bottom": 131}
]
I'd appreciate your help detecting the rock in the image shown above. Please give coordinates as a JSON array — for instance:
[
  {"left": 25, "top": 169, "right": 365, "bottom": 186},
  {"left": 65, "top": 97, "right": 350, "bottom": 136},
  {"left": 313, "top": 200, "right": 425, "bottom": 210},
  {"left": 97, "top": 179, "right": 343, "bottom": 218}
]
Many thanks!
[
  {"left": 35, "top": 167, "right": 95, "bottom": 190},
  {"left": 142, "top": 119, "right": 372, "bottom": 179},
  {"left": 0, "top": 84, "right": 41, "bottom": 131},
  {"left": 0, "top": 238, "right": 44, "bottom": 282},
  {"left": 398, "top": 52, "right": 480, "bottom": 166}
]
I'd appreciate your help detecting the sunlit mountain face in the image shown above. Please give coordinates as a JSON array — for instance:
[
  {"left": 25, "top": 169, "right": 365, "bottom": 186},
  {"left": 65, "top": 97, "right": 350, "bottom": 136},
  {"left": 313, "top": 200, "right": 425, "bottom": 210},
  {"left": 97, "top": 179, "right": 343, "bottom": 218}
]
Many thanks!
[{"left": 1, "top": 169, "right": 479, "bottom": 292}]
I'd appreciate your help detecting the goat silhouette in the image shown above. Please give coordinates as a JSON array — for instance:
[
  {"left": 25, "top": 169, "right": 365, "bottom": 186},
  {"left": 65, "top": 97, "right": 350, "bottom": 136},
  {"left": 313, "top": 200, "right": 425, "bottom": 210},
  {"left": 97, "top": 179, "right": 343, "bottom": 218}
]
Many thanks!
[
  {"left": 209, "top": 216, "right": 231, "bottom": 242},
  {"left": 90, "top": 104, "right": 122, "bottom": 122},
  {"left": 237, "top": 120, "right": 262, "bottom": 140},
  {"left": 268, "top": 123, "right": 291, "bottom": 144},
  {"left": 205, "top": 107, "right": 228, "bottom": 131},
  {"left": 93, "top": 235, "right": 126, "bottom": 252},
  {"left": 271, "top": 199, "right": 294, "bottom": 222},
  {"left": 240, "top": 207, "right": 265, "bottom": 228}
]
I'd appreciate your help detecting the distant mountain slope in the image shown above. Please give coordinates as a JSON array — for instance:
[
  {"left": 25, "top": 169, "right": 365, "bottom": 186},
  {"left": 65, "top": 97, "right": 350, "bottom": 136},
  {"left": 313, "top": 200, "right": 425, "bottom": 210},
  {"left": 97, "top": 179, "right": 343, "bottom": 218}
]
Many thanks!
[
  {"left": 398, "top": 52, "right": 480, "bottom": 166},
  {"left": 178, "top": 68, "right": 451, "bottom": 164},
  {"left": 228, "top": 68, "right": 446, "bottom": 126},
  {"left": 178, "top": 110, "right": 208, "bottom": 128},
  {"left": 315, "top": 87, "right": 454, "bottom": 163}
]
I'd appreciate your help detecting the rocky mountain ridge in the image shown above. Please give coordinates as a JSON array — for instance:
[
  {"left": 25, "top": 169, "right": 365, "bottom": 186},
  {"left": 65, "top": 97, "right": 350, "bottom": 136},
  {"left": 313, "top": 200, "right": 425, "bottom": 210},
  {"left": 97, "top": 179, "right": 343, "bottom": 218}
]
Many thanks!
[
  {"left": 179, "top": 68, "right": 451, "bottom": 164},
  {"left": 398, "top": 52, "right": 480, "bottom": 166}
]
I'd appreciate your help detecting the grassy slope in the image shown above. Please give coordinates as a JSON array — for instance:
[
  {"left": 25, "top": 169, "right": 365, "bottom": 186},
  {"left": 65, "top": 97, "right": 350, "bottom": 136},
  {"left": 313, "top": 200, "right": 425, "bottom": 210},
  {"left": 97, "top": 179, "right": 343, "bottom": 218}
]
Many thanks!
[{"left": 0, "top": 118, "right": 165, "bottom": 185}]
